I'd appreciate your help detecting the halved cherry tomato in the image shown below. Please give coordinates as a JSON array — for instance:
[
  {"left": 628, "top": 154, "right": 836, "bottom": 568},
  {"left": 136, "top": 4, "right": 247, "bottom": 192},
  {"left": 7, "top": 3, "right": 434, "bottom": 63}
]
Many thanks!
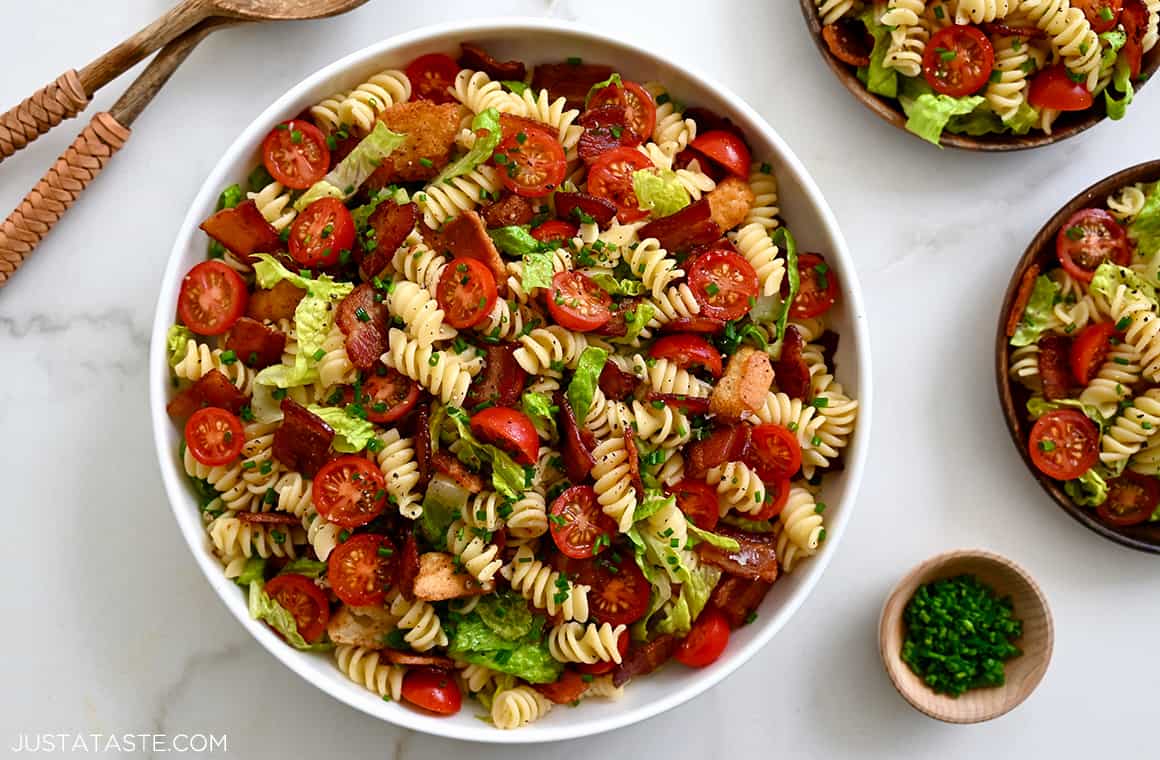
[
  {"left": 1069, "top": 323, "right": 1118, "bottom": 385},
  {"left": 327, "top": 533, "right": 397, "bottom": 607},
  {"left": 688, "top": 250, "right": 759, "bottom": 321},
  {"left": 587, "top": 147, "right": 653, "bottom": 223},
  {"left": 752, "top": 477, "right": 791, "bottom": 520},
  {"left": 405, "top": 53, "right": 460, "bottom": 104},
  {"left": 436, "top": 257, "right": 498, "bottom": 329},
  {"left": 576, "top": 630, "right": 630, "bottom": 675},
  {"left": 312, "top": 455, "right": 388, "bottom": 529},
  {"left": 178, "top": 260, "right": 248, "bottom": 336},
  {"left": 675, "top": 607, "right": 730, "bottom": 667},
  {"left": 570, "top": 551, "right": 652, "bottom": 626},
  {"left": 288, "top": 197, "right": 354, "bottom": 268},
  {"left": 261, "top": 120, "right": 329, "bottom": 190},
  {"left": 1056, "top": 208, "right": 1130, "bottom": 283},
  {"left": 588, "top": 80, "right": 658, "bottom": 143},
  {"left": 547, "top": 270, "right": 612, "bottom": 332},
  {"left": 789, "top": 253, "right": 839, "bottom": 318},
  {"left": 670, "top": 479, "right": 720, "bottom": 530},
  {"left": 264, "top": 573, "right": 330, "bottom": 644},
  {"left": 401, "top": 667, "right": 462, "bottom": 714},
  {"left": 689, "top": 130, "right": 752, "bottom": 179},
  {"left": 649, "top": 334, "right": 724, "bottom": 377},
  {"left": 1028, "top": 64, "right": 1094, "bottom": 112},
  {"left": 1028, "top": 409, "right": 1100, "bottom": 481},
  {"left": 663, "top": 316, "right": 728, "bottom": 334},
  {"left": 747, "top": 424, "right": 803, "bottom": 482},
  {"left": 349, "top": 369, "right": 420, "bottom": 424},
  {"left": 549, "top": 485, "right": 618, "bottom": 559},
  {"left": 1075, "top": 0, "right": 1124, "bottom": 33},
  {"left": 185, "top": 407, "right": 245, "bottom": 466},
  {"left": 470, "top": 406, "right": 539, "bottom": 466},
  {"left": 1098, "top": 471, "right": 1160, "bottom": 526},
  {"left": 494, "top": 128, "right": 567, "bottom": 198},
  {"left": 532, "top": 220, "right": 579, "bottom": 246},
  {"left": 923, "top": 25, "right": 995, "bottom": 97}
]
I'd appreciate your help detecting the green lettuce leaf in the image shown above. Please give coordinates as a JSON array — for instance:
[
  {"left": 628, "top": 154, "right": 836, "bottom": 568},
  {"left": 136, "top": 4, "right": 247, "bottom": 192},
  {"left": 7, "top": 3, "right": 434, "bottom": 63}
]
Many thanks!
[
  {"left": 860, "top": 9, "right": 898, "bottom": 98},
  {"left": 234, "top": 557, "right": 266, "bottom": 586},
  {"left": 656, "top": 561, "right": 721, "bottom": 636},
  {"left": 633, "top": 489, "right": 674, "bottom": 523},
  {"left": 306, "top": 404, "right": 376, "bottom": 453},
  {"left": 1064, "top": 468, "right": 1109, "bottom": 507},
  {"left": 589, "top": 271, "right": 646, "bottom": 296},
  {"left": 900, "top": 76, "right": 986, "bottom": 146},
  {"left": 248, "top": 581, "right": 333, "bottom": 651},
  {"left": 502, "top": 80, "right": 529, "bottom": 95},
  {"left": 520, "top": 251, "right": 556, "bottom": 291},
  {"left": 433, "top": 108, "right": 502, "bottom": 185},
  {"left": 419, "top": 473, "right": 468, "bottom": 544},
  {"left": 443, "top": 406, "right": 528, "bottom": 498},
  {"left": 251, "top": 253, "right": 354, "bottom": 302},
  {"left": 351, "top": 185, "right": 410, "bottom": 232},
  {"left": 687, "top": 523, "right": 741, "bottom": 552},
  {"left": 280, "top": 558, "right": 327, "bottom": 578},
  {"left": 295, "top": 121, "right": 407, "bottom": 210},
  {"left": 720, "top": 515, "right": 776, "bottom": 533},
  {"left": 567, "top": 346, "right": 608, "bottom": 421},
  {"left": 632, "top": 169, "right": 691, "bottom": 218},
  {"left": 490, "top": 226, "right": 544, "bottom": 257},
  {"left": 1089, "top": 262, "right": 1159, "bottom": 304},
  {"left": 477, "top": 590, "right": 534, "bottom": 640},
  {"left": 521, "top": 390, "right": 556, "bottom": 438},
  {"left": 254, "top": 354, "right": 319, "bottom": 389},
  {"left": 1126, "top": 182, "right": 1160, "bottom": 257},
  {"left": 167, "top": 325, "right": 194, "bottom": 366},
  {"left": 448, "top": 613, "right": 562, "bottom": 684},
  {"left": 623, "top": 301, "right": 656, "bottom": 343},
  {"left": 1010, "top": 275, "right": 1061, "bottom": 348},
  {"left": 1026, "top": 396, "right": 1106, "bottom": 430}
]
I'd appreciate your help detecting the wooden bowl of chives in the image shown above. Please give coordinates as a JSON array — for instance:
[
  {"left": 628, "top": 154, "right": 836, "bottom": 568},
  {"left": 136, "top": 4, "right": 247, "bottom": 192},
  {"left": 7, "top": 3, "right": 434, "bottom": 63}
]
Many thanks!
[
  {"left": 797, "top": 0, "right": 1160, "bottom": 151},
  {"left": 996, "top": 161, "right": 1160, "bottom": 554},
  {"left": 879, "top": 550, "right": 1053, "bottom": 724}
]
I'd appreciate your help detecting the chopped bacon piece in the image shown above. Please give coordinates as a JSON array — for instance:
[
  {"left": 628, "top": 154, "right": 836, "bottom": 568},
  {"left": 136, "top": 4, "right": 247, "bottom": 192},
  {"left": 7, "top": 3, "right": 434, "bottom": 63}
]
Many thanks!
[
  {"left": 359, "top": 201, "right": 419, "bottom": 281},
  {"left": 535, "top": 670, "right": 590, "bottom": 704},
  {"left": 166, "top": 390, "right": 202, "bottom": 422},
  {"left": 612, "top": 634, "right": 677, "bottom": 687},
  {"left": 438, "top": 211, "right": 508, "bottom": 295},
  {"left": 247, "top": 280, "right": 306, "bottom": 323},
  {"left": 465, "top": 343, "right": 528, "bottom": 408},
  {"left": 623, "top": 426, "right": 645, "bottom": 498},
  {"left": 577, "top": 105, "right": 641, "bottom": 163},
  {"left": 599, "top": 359, "right": 639, "bottom": 401},
  {"left": 531, "top": 62, "right": 615, "bottom": 110},
  {"left": 773, "top": 325, "right": 810, "bottom": 401},
  {"left": 711, "top": 346, "right": 773, "bottom": 420},
  {"left": 431, "top": 449, "right": 485, "bottom": 493},
  {"left": 337, "top": 284, "right": 389, "bottom": 371},
  {"left": 980, "top": 21, "right": 1046, "bottom": 39},
  {"left": 822, "top": 19, "right": 873, "bottom": 66},
  {"left": 272, "top": 398, "right": 335, "bottom": 478},
  {"left": 646, "top": 392, "right": 710, "bottom": 415},
  {"left": 683, "top": 107, "right": 750, "bottom": 151},
  {"left": 1006, "top": 264, "right": 1041, "bottom": 338},
  {"left": 817, "top": 330, "right": 841, "bottom": 374},
  {"left": 554, "top": 191, "right": 618, "bottom": 227},
  {"left": 414, "top": 404, "right": 432, "bottom": 491},
  {"left": 711, "top": 577, "right": 773, "bottom": 629},
  {"left": 638, "top": 199, "right": 722, "bottom": 253},
  {"left": 1038, "top": 334, "right": 1074, "bottom": 401},
  {"left": 199, "top": 199, "right": 283, "bottom": 262},
  {"left": 458, "top": 42, "right": 527, "bottom": 82},
  {"left": 186, "top": 368, "right": 249, "bottom": 416},
  {"left": 695, "top": 526, "right": 779, "bottom": 583},
  {"left": 225, "top": 317, "right": 286, "bottom": 369},
  {"left": 687, "top": 424, "right": 750, "bottom": 480},
  {"left": 234, "top": 511, "right": 301, "bottom": 526},
  {"left": 480, "top": 192, "right": 535, "bottom": 228},
  {"left": 398, "top": 531, "right": 421, "bottom": 601},
  {"left": 557, "top": 390, "right": 596, "bottom": 483},
  {"left": 381, "top": 649, "right": 456, "bottom": 669}
]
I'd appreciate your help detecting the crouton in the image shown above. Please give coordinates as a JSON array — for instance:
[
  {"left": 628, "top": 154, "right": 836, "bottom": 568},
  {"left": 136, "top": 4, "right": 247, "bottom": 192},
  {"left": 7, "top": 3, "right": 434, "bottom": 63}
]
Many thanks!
[
  {"left": 710, "top": 346, "right": 774, "bottom": 420},
  {"left": 364, "top": 101, "right": 464, "bottom": 188},
  {"left": 327, "top": 604, "right": 398, "bottom": 648},
  {"left": 707, "top": 176, "right": 755, "bottom": 232},
  {"left": 412, "top": 552, "right": 495, "bottom": 601}
]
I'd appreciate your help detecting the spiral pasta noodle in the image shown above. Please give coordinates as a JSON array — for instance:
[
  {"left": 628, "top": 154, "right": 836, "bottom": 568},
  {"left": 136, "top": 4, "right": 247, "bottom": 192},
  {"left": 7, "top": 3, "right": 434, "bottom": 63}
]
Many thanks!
[
  {"left": 1106, "top": 285, "right": 1160, "bottom": 382},
  {"left": 732, "top": 223, "right": 786, "bottom": 297},
  {"left": 815, "top": 0, "right": 857, "bottom": 23},
  {"left": 450, "top": 70, "right": 527, "bottom": 116},
  {"left": 986, "top": 36, "right": 1035, "bottom": 123},
  {"left": 517, "top": 87, "right": 583, "bottom": 160},
  {"left": 1100, "top": 389, "right": 1160, "bottom": 469},
  {"left": 184, "top": 446, "right": 245, "bottom": 504},
  {"left": 247, "top": 181, "right": 297, "bottom": 232},
  {"left": 310, "top": 89, "right": 352, "bottom": 134},
  {"left": 1019, "top": 0, "right": 1102, "bottom": 90},
  {"left": 1077, "top": 343, "right": 1139, "bottom": 418},
  {"left": 583, "top": 675, "right": 625, "bottom": 701},
  {"left": 646, "top": 283, "right": 703, "bottom": 329},
  {"left": 644, "top": 82, "right": 697, "bottom": 156},
  {"left": 478, "top": 298, "right": 539, "bottom": 340},
  {"left": 628, "top": 399, "right": 691, "bottom": 448},
  {"left": 502, "top": 545, "right": 590, "bottom": 622},
  {"left": 706, "top": 461, "right": 767, "bottom": 517},
  {"left": 446, "top": 520, "right": 504, "bottom": 583},
  {"left": 272, "top": 471, "right": 313, "bottom": 518},
  {"left": 491, "top": 685, "right": 552, "bottom": 730},
  {"left": 775, "top": 486, "right": 824, "bottom": 572},
  {"left": 548, "top": 622, "right": 627, "bottom": 665},
  {"left": 1144, "top": 1, "right": 1160, "bottom": 53},
  {"left": 384, "top": 328, "right": 479, "bottom": 406},
  {"left": 638, "top": 142, "right": 717, "bottom": 200},
  {"left": 173, "top": 340, "right": 255, "bottom": 394},
  {"left": 506, "top": 490, "right": 548, "bottom": 539},
  {"left": 393, "top": 230, "right": 448, "bottom": 293},
  {"left": 457, "top": 662, "right": 500, "bottom": 694},
  {"left": 1108, "top": 183, "right": 1150, "bottom": 223},
  {"left": 883, "top": 10, "right": 930, "bottom": 77},
  {"left": 386, "top": 588, "right": 449, "bottom": 651},
  {"left": 369, "top": 428, "right": 422, "bottom": 519},
  {"left": 589, "top": 435, "right": 640, "bottom": 532},
  {"left": 207, "top": 515, "right": 303, "bottom": 559},
  {"left": 417, "top": 165, "right": 503, "bottom": 229},
  {"left": 514, "top": 325, "right": 590, "bottom": 375},
  {"left": 1130, "top": 434, "right": 1160, "bottom": 475},
  {"left": 652, "top": 449, "right": 686, "bottom": 487},
  {"left": 337, "top": 69, "right": 411, "bottom": 133},
  {"left": 335, "top": 644, "right": 406, "bottom": 700},
  {"left": 386, "top": 280, "right": 456, "bottom": 347},
  {"left": 633, "top": 355, "right": 712, "bottom": 397},
  {"left": 302, "top": 509, "right": 341, "bottom": 561},
  {"left": 316, "top": 320, "right": 358, "bottom": 391},
  {"left": 463, "top": 491, "right": 508, "bottom": 532},
  {"left": 954, "top": 0, "right": 1011, "bottom": 23}
]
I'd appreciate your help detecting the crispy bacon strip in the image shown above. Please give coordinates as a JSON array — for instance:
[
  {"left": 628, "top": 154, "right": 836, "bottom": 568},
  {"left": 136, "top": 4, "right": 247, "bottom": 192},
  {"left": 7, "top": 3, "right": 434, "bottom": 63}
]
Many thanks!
[
  {"left": 531, "top": 62, "right": 615, "bottom": 110},
  {"left": 337, "top": 284, "right": 389, "bottom": 371},
  {"left": 234, "top": 511, "right": 301, "bottom": 526},
  {"left": 711, "top": 577, "right": 773, "bottom": 629},
  {"left": 555, "top": 191, "right": 618, "bottom": 227},
  {"left": 431, "top": 449, "right": 485, "bottom": 493},
  {"left": 465, "top": 343, "right": 527, "bottom": 408},
  {"left": 359, "top": 201, "right": 419, "bottom": 282},
  {"left": 480, "top": 192, "right": 535, "bottom": 228},
  {"left": 980, "top": 21, "right": 1046, "bottom": 39},
  {"left": 381, "top": 650, "right": 456, "bottom": 669},
  {"left": 612, "top": 634, "right": 677, "bottom": 687},
  {"left": 687, "top": 424, "right": 750, "bottom": 480},
  {"left": 557, "top": 390, "right": 596, "bottom": 483},
  {"left": 438, "top": 211, "right": 508, "bottom": 295},
  {"left": 398, "top": 531, "right": 421, "bottom": 601},
  {"left": 1038, "top": 334, "right": 1074, "bottom": 401},
  {"left": 599, "top": 360, "right": 639, "bottom": 401},
  {"left": 773, "top": 325, "right": 810, "bottom": 401},
  {"left": 459, "top": 42, "right": 527, "bottom": 82},
  {"left": 167, "top": 369, "right": 250, "bottom": 421},
  {"left": 272, "top": 398, "right": 335, "bottom": 479},
  {"left": 822, "top": 19, "right": 873, "bottom": 66},
  {"left": 199, "top": 200, "right": 282, "bottom": 262},
  {"left": 247, "top": 280, "right": 305, "bottom": 323},
  {"left": 1006, "top": 264, "right": 1041, "bottom": 338},
  {"left": 695, "top": 526, "right": 779, "bottom": 583},
  {"left": 577, "top": 105, "right": 641, "bottom": 162},
  {"left": 225, "top": 317, "right": 286, "bottom": 369},
  {"left": 638, "top": 198, "right": 721, "bottom": 253}
]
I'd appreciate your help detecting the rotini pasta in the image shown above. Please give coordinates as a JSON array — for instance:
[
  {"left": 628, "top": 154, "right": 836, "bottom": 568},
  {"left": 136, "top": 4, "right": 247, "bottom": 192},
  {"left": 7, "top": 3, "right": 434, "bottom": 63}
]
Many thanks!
[
  {"left": 591, "top": 435, "right": 640, "bottom": 532},
  {"left": 775, "top": 486, "right": 824, "bottom": 573},
  {"left": 383, "top": 327, "right": 479, "bottom": 406},
  {"left": 337, "top": 69, "right": 411, "bottom": 132},
  {"left": 335, "top": 645, "right": 406, "bottom": 700},
  {"left": 548, "top": 622, "right": 627, "bottom": 665},
  {"left": 502, "top": 545, "right": 590, "bottom": 622},
  {"left": 491, "top": 685, "right": 552, "bottom": 730}
]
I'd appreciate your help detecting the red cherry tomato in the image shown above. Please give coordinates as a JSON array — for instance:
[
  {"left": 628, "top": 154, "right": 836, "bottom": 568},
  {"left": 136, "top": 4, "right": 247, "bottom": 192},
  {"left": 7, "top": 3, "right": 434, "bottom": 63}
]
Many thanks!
[
  {"left": 436, "top": 257, "right": 498, "bottom": 329},
  {"left": 663, "top": 316, "right": 728, "bottom": 334},
  {"left": 547, "top": 270, "right": 613, "bottom": 332},
  {"left": 752, "top": 477, "right": 791, "bottom": 520},
  {"left": 689, "top": 130, "right": 752, "bottom": 179},
  {"left": 576, "top": 629, "right": 630, "bottom": 675},
  {"left": 1028, "top": 410, "right": 1100, "bottom": 481},
  {"left": 1098, "top": 471, "right": 1160, "bottom": 526},
  {"left": 470, "top": 406, "right": 539, "bottom": 466},
  {"left": 1056, "top": 209, "right": 1131, "bottom": 283},
  {"left": 178, "top": 260, "right": 248, "bottom": 336},
  {"left": 923, "top": 25, "right": 995, "bottom": 97},
  {"left": 288, "top": 197, "right": 354, "bottom": 268},
  {"left": 788, "top": 253, "right": 839, "bottom": 319},
  {"left": 184, "top": 407, "right": 245, "bottom": 466},
  {"left": 675, "top": 607, "right": 730, "bottom": 668},
  {"left": 401, "top": 667, "right": 463, "bottom": 715},
  {"left": 588, "top": 80, "right": 658, "bottom": 143},
  {"left": 747, "top": 424, "right": 803, "bottom": 482},
  {"left": 404, "top": 53, "right": 460, "bottom": 104},
  {"left": 688, "top": 250, "right": 760, "bottom": 321},
  {"left": 327, "top": 533, "right": 397, "bottom": 607},
  {"left": 1075, "top": 0, "right": 1124, "bottom": 33},
  {"left": 261, "top": 120, "right": 330, "bottom": 190},
  {"left": 549, "top": 485, "right": 618, "bottom": 559},
  {"left": 347, "top": 368, "right": 420, "bottom": 424},
  {"left": 649, "top": 334, "right": 724, "bottom": 377},
  {"left": 532, "top": 220, "right": 579, "bottom": 246},
  {"left": 587, "top": 147, "right": 654, "bottom": 223},
  {"left": 669, "top": 479, "right": 720, "bottom": 530},
  {"left": 494, "top": 128, "right": 567, "bottom": 198},
  {"left": 1028, "top": 64, "right": 1094, "bottom": 111},
  {"left": 312, "top": 455, "right": 388, "bottom": 529},
  {"left": 1069, "top": 323, "right": 1117, "bottom": 385},
  {"left": 569, "top": 551, "right": 652, "bottom": 626},
  {"left": 264, "top": 574, "right": 330, "bottom": 644}
]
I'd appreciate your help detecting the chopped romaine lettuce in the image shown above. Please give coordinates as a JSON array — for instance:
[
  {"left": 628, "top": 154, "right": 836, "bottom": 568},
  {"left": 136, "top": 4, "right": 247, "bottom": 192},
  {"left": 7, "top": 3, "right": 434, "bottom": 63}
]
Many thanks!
[
  {"left": 433, "top": 108, "right": 502, "bottom": 185},
  {"left": 448, "top": 613, "right": 562, "bottom": 684},
  {"left": 588, "top": 271, "right": 646, "bottom": 296},
  {"left": 585, "top": 73, "right": 623, "bottom": 106},
  {"left": 442, "top": 406, "right": 529, "bottom": 498},
  {"left": 490, "top": 226, "right": 544, "bottom": 257},
  {"left": 306, "top": 404, "right": 376, "bottom": 453},
  {"left": 477, "top": 590, "right": 535, "bottom": 640},
  {"left": 656, "top": 561, "right": 721, "bottom": 636},
  {"left": 521, "top": 390, "right": 556, "bottom": 438},
  {"left": 1126, "top": 182, "right": 1160, "bottom": 257},
  {"left": 520, "top": 251, "right": 557, "bottom": 291},
  {"left": 419, "top": 473, "right": 468, "bottom": 544},
  {"left": 280, "top": 558, "right": 327, "bottom": 578},
  {"left": 1010, "top": 275, "right": 1061, "bottom": 348},
  {"left": 248, "top": 581, "right": 333, "bottom": 651},
  {"left": 769, "top": 227, "right": 799, "bottom": 346},
  {"left": 632, "top": 168, "right": 691, "bottom": 218},
  {"left": 899, "top": 76, "right": 986, "bottom": 146},
  {"left": 567, "top": 346, "right": 608, "bottom": 421},
  {"left": 1026, "top": 396, "right": 1106, "bottom": 431},
  {"left": 294, "top": 121, "right": 407, "bottom": 210},
  {"left": 167, "top": 325, "right": 194, "bottom": 366},
  {"left": 633, "top": 489, "right": 674, "bottom": 523},
  {"left": 687, "top": 523, "right": 741, "bottom": 552},
  {"left": 234, "top": 557, "right": 266, "bottom": 586},
  {"left": 1088, "top": 262, "right": 1158, "bottom": 304},
  {"left": 623, "top": 301, "right": 656, "bottom": 343},
  {"left": 860, "top": 9, "right": 899, "bottom": 98},
  {"left": 1064, "top": 467, "right": 1109, "bottom": 507},
  {"left": 502, "top": 80, "right": 529, "bottom": 95}
]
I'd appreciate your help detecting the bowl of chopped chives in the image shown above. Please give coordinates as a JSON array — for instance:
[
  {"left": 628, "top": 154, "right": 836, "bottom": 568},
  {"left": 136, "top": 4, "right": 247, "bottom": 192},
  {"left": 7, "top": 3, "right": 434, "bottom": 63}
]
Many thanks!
[{"left": 878, "top": 550, "right": 1053, "bottom": 724}]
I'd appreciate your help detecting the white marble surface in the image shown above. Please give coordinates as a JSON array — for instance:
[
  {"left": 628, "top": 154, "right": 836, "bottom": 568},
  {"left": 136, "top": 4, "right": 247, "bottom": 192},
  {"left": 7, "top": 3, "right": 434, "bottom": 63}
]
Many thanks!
[{"left": 3, "top": 0, "right": 1159, "bottom": 757}]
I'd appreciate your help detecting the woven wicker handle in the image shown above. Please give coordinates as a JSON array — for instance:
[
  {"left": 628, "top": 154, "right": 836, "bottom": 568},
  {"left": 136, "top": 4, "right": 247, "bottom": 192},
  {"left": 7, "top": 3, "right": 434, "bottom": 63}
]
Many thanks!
[
  {"left": 0, "top": 70, "right": 91, "bottom": 163},
  {"left": 0, "top": 112, "right": 130, "bottom": 287}
]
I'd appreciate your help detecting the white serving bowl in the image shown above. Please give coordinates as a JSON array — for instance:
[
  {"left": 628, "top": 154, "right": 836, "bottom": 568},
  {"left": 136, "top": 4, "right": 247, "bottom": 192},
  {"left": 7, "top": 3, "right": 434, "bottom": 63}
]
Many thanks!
[{"left": 149, "top": 17, "right": 872, "bottom": 744}]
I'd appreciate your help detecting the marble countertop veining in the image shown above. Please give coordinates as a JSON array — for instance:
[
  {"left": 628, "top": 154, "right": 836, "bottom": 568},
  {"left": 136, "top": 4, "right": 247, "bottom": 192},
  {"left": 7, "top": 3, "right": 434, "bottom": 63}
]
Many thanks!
[{"left": 2, "top": 1, "right": 1159, "bottom": 757}]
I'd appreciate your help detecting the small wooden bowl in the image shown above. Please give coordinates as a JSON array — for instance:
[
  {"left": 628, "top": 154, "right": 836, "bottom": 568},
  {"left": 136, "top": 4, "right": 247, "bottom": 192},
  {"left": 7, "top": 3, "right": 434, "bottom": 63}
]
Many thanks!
[
  {"left": 879, "top": 550, "right": 1053, "bottom": 723},
  {"left": 798, "top": 1, "right": 1160, "bottom": 151},
  {"left": 996, "top": 160, "right": 1160, "bottom": 554}
]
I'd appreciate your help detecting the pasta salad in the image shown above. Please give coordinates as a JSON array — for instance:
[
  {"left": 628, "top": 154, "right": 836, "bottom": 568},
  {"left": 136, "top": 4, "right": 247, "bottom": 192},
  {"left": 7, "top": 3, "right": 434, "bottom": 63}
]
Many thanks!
[
  {"left": 166, "top": 43, "right": 859, "bottom": 730},
  {"left": 814, "top": 0, "right": 1158, "bottom": 144},
  {"left": 1007, "top": 174, "right": 1160, "bottom": 528}
]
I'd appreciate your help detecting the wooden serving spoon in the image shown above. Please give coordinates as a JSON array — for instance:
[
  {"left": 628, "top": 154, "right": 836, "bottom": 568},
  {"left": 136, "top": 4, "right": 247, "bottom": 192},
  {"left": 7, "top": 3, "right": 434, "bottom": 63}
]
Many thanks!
[{"left": 0, "top": 0, "right": 369, "bottom": 163}]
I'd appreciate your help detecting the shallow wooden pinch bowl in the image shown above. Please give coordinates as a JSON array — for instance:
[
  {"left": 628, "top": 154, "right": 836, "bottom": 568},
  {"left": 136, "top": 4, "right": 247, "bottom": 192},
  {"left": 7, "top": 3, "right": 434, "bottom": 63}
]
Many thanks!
[
  {"left": 879, "top": 550, "right": 1053, "bottom": 724},
  {"left": 797, "top": 0, "right": 1160, "bottom": 151},
  {"left": 995, "top": 160, "right": 1160, "bottom": 553}
]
